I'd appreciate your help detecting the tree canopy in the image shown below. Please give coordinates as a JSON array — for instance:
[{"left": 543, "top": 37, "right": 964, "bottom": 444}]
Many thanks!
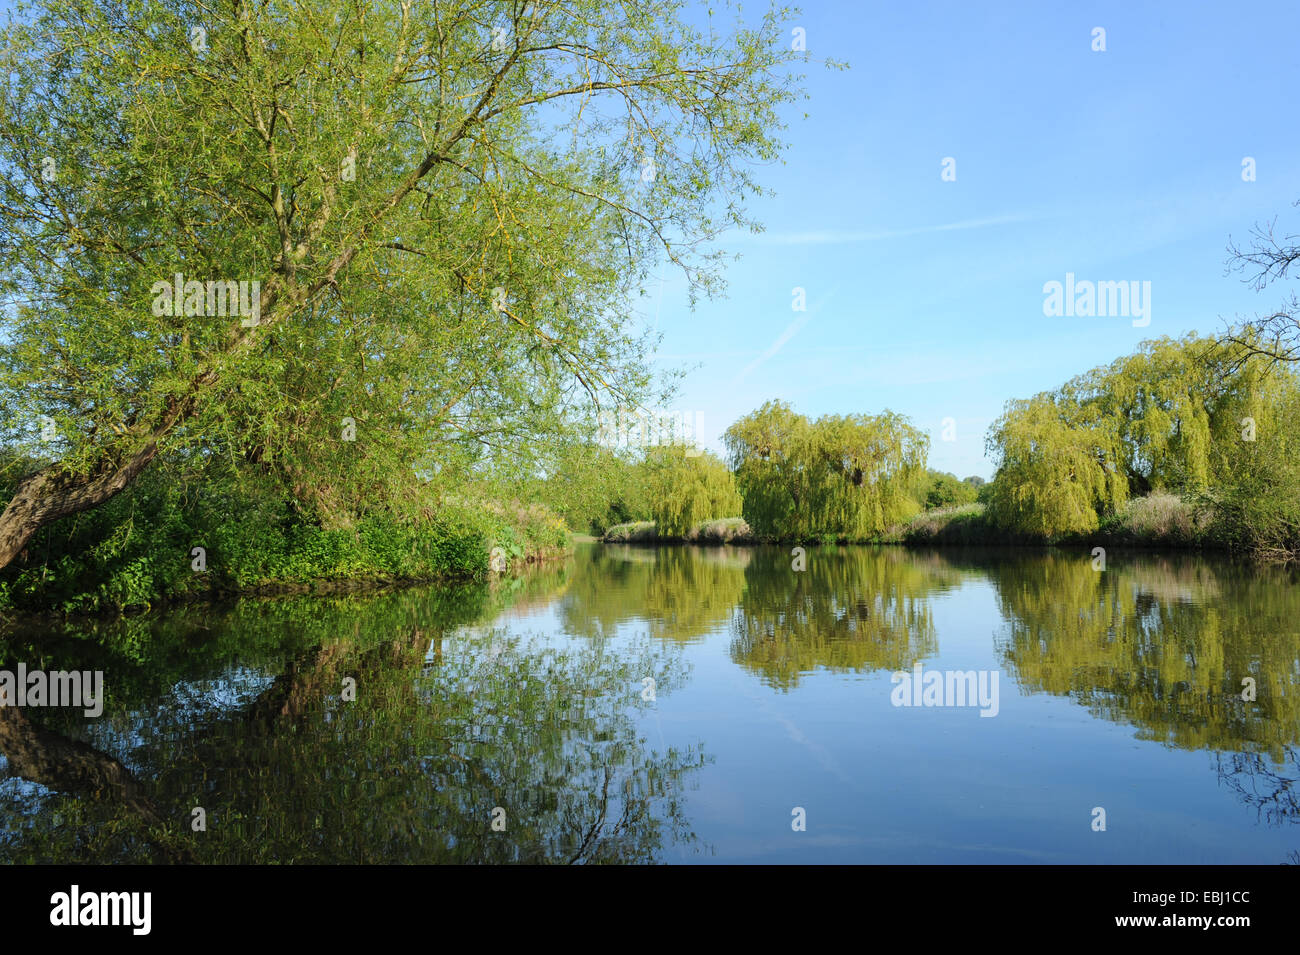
[
  {"left": 642, "top": 445, "right": 741, "bottom": 538},
  {"left": 724, "top": 400, "right": 928, "bottom": 540},
  {"left": 0, "top": 0, "right": 806, "bottom": 565},
  {"left": 984, "top": 334, "right": 1300, "bottom": 550}
]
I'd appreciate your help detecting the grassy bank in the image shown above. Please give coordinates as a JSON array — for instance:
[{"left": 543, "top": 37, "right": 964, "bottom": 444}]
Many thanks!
[
  {"left": 892, "top": 503, "right": 1034, "bottom": 546},
  {"left": 897, "top": 495, "right": 1236, "bottom": 552},
  {"left": 603, "top": 517, "right": 755, "bottom": 544},
  {"left": 601, "top": 494, "right": 1255, "bottom": 556},
  {"left": 0, "top": 472, "right": 571, "bottom": 615}
]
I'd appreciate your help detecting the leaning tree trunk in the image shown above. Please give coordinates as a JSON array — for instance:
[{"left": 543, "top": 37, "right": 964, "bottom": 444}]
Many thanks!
[
  {"left": 0, "top": 143, "right": 426, "bottom": 577},
  {"left": 0, "top": 442, "right": 160, "bottom": 572},
  {"left": 0, "top": 282, "right": 275, "bottom": 576}
]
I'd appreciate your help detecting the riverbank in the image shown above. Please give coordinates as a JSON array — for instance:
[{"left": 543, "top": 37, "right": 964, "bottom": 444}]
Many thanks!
[
  {"left": 0, "top": 476, "right": 572, "bottom": 615},
  {"left": 603, "top": 517, "right": 755, "bottom": 544},
  {"left": 601, "top": 494, "right": 1271, "bottom": 558},
  {"left": 895, "top": 496, "right": 1245, "bottom": 554}
]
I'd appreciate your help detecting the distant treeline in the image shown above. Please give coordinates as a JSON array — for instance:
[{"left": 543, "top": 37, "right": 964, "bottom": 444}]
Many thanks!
[{"left": 546, "top": 335, "right": 1300, "bottom": 561}]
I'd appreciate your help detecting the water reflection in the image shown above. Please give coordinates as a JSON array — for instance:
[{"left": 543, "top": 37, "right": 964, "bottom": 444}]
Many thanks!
[
  {"left": 0, "top": 567, "right": 707, "bottom": 863},
  {"left": 984, "top": 551, "right": 1300, "bottom": 757},
  {"left": 978, "top": 550, "right": 1300, "bottom": 847},
  {"left": 3, "top": 544, "right": 1299, "bottom": 863},
  {"left": 729, "top": 547, "right": 965, "bottom": 689},
  {"left": 560, "top": 545, "right": 749, "bottom": 642},
  {"left": 559, "top": 543, "right": 1300, "bottom": 851}
]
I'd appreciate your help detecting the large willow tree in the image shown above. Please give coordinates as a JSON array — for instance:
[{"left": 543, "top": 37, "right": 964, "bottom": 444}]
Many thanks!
[
  {"left": 984, "top": 393, "right": 1129, "bottom": 537},
  {"left": 1058, "top": 337, "right": 1229, "bottom": 494},
  {"left": 724, "top": 400, "right": 928, "bottom": 540},
  {"left": 0, "top": 0, "right": 805, "bottom": 565},
  {"left": 642, "top": 445, "right": 740, "bottom": 538},
  {"left": 986, "top": 334, "right": 1300, "bottom": 544}
]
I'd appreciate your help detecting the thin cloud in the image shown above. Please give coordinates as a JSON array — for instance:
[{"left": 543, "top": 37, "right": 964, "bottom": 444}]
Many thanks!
[
  {"left": 744, "top": 213, "right": 1037, "bottom": 247},
  {"left": 732, "top": 289, "right": 835, "bottom": 384}
]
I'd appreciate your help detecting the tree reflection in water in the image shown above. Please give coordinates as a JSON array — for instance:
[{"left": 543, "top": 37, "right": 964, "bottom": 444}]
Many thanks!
[
  {"left": 0, "top": 566, "right": 708, "bottom": 863},
  {"left": 3, "top": 545, "right": 1298, "bottom": 863}
]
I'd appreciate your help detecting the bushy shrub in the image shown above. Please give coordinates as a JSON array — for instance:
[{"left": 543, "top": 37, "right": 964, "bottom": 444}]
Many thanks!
[
  {"left": 602, "top": 520, "right": 658, "bottom": 543},
  {"left": 1105, "top": 493, "right": 1200, "bottom": 545},
  {"left": 923, "top": 472, "right": 978, "bottom": 509},
  {"left": 0, "top": 469, "right": 569, "bottom": 613},
  {"left": 900, "top": 503, "right": 1008, "bottom": 544},
  {"left": 686, "top": 518, "right": 753, "bottom": 544}
]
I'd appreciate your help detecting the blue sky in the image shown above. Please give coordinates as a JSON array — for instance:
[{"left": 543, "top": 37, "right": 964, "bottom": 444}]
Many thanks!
[{"left": 643, "top": 0, "right": 1300, "bottom": 478}]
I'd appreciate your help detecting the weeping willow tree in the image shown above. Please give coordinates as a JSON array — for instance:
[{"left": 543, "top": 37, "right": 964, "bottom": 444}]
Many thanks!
[
  {"left": 985, "top": 334, "right": 1300, "bottom": 543},
  {"left": 642, "top": 446, "right": 741, "bottom": 538},
  {"left": 721, "top": 400, "right": 808, "bottom": 536},
  {"left": 724, "top": 401, "right": 927, "bottom": 540},
  {"left": 984, "top": 393, "right": 1129, "bottom": 537},
  {"left": 1204, "top": 364, "right": 1300, "bottom": 560},
  {"left": 1059, "top": 337, "right": 1226, "bottom": 495}
]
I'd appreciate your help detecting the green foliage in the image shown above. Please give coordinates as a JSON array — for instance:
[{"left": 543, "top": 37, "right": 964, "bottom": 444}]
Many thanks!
[
  {"left": 686, "top": 517, "right": 753, "bottom": 544},
  {"left": 600, "top": 517, "right": 753, "bottom": 544},
  {"left": 922, "top": 471, "right": 979, "bottom": 509},
  {"left": 1059, "top": 337, "right": 1230, "bottom": 494},
  {"left": 1200, "top": 370, "right": 1300, "bottom": 560},
  {"left": 481, "top": 500, "right": 573, "bottom": 561},
  {"left": 531, "top": 444, "right": 652, "bottom": 536},
  {"left": 901, "top": 503, "right": 1005, "bottom": 545},
  {"left": 984, "top": 393, "right": 1129, "bottom": 537},
  {"left": 0, "top": 0, "right": 811, "bottom": 569},
  {"left": 602, "top": 521, "right": 659, "bottom": 544},
  {"left": 0, "top": 465, "right": 569, "bottom": 612},
  {"left": 1093, "top": 493, "right": 1205, "bottom": 547},
  {"left": 725, "top": 400, "right": 928, "bottom": 540},
  {"left": 642, "top": 446, "right": 742, "bottom": 538},
  {"left": 984, "top": 334, "right": 1300, "bottom": 554}
]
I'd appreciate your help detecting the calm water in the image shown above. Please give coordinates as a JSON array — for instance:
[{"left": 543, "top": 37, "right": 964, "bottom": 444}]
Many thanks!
[{"left": 2, "top": 543, "right": 1297, "bottom": 864}]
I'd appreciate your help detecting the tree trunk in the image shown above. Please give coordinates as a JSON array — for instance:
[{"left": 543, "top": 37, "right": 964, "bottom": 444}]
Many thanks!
[
  {"left": 0, "top": 442, "right": 159, "bottom": 572},
  {"left": 0, "top": 125, "right": 437, "bottom": 577},
  {"left": 0, "top": 703, "right": 165, "bottom": 827}
]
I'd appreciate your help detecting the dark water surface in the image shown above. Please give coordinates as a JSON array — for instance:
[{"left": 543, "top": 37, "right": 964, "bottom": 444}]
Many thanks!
[{"left": 2, "top": 543, "right": 1297, "bottom": 863}]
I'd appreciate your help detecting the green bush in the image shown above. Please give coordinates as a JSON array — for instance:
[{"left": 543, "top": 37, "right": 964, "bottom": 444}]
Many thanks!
[
  {"left": 686, "top": 518, "right": 753, "bottom": 544},
  {"left": 602, "top": 520, "right": 658, "bottom": 543},
  {"left": 901, "top": 503, "right": 1006, "bottom": 544},
  {"left": 602, "top": 517, "right": 753, "bottom": 544},
  {"left": 0, "top": 469, "right": 568, "bottom": 613},
  {"left": 923, "top": 472, "right": 979, "bottom": 509},
  {"left": 1097, "top": 493, "right": 1203, "bottom": 546}
]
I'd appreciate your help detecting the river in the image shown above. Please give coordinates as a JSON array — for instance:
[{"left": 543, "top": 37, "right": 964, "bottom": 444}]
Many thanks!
[{"left": 1, "top": 542, "right": 1296, "bottom": 863}]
